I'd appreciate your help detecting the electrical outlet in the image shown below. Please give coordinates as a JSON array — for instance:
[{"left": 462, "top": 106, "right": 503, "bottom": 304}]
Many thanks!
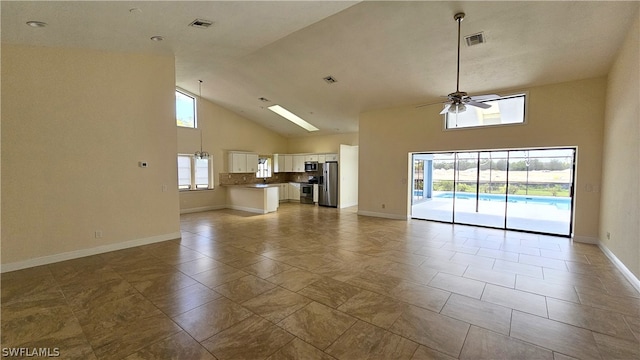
[
  {"left": 94, "top": 230, "right": 103, "bottom": 239},
  {"left": 606, "top": 232, "right": 611, "bottom": 240},
  {"left": 382, "top": 203, "right": 386, "bottom": 209}
]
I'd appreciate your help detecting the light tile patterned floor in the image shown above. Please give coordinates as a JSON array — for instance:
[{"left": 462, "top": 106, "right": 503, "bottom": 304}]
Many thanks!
[{"left": 1, "top": 203, "right": 639, "bottom": 359}]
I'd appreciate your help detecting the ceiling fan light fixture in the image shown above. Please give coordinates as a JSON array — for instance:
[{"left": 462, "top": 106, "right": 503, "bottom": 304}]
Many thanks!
[{"left": 448, "top": 103, "right": 466, "bottom": 114}]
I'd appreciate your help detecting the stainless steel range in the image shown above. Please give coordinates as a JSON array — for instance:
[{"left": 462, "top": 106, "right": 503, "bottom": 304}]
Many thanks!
[{"left": 300, "top": 183, "right": 314, "bottom": 204}]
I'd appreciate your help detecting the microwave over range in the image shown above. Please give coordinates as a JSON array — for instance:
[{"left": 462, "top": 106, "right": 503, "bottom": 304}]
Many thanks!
[{"left": 304, "top": 161, "right": 318, "bottom": 172}]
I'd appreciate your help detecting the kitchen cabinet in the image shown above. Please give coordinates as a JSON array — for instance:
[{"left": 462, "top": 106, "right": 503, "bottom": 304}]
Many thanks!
[
  {"left": 304, "top": 154, "right": 318, "bottom": 162},
  {"left": 228, "top": 152, "right": 259, "bottom": 173},
  {"left": 278, "top": 183, "right": 288, "bottom": 201},
  {"left": 318, "top": 154, "right": 326, "bottom": 163},
  {"left": 313, "top": 184, "right": 319, "bottom": 203},
  {"left": 284, "top": 155, "right": 294, "bottom": 172},
  {"left": 292, "top": 155, "right": 305, "bottom": 172},
  {"left": 325, "top": 153, "right": 339, "bottom": 162},
  {"left": 288, "top": 182, "right": 300, "bottom": 200},
  {"left": 227, "top": 185, "right": 279, "bottom": 214},
  {"left": 274, "top": 154, "right": 292, "bottom": 173}
]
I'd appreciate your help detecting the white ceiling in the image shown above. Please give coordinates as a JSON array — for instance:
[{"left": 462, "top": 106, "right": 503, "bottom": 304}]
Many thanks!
[{"left": 2, "top": 1, "right": 638, "bottom": 137}]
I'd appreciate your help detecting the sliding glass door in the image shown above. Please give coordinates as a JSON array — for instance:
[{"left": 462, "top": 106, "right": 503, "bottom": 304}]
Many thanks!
[
  {"left": 505, "top": 149, "right": 575, "bottom": 235},
  {"left": 411, "top": 148, "right": 575, "bottom": 236}
]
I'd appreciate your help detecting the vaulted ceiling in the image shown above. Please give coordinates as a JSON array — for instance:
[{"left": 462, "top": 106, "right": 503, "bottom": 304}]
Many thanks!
[{"left": 2, "top": 1, "right": 638, "bottom": 137}]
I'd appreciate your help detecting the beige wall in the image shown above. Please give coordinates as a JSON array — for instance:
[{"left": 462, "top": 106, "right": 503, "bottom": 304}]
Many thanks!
[
  {"left": 177, "top": 96, "right": 287, "bottom": 212},
  {"left": 1, "top": 44, "right": 180, "bottom": 269},
  {"left": 601, "top": 14, "right": 639, "bottom": 278},
  {"left": 287, "top": 132, "right": 358, "bottom": 154},
  {"left": 359, "top": 77, "right": 606, "bottom": 241}
]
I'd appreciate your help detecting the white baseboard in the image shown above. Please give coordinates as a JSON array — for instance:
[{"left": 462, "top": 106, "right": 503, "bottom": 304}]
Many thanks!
[
  {"left": 598, "top": 242, "right": 640, "bottom": 293},
  {"left": 0, "top": 231, "right": 182, "bottom": 273},
  {"left": 357, "top": 210, "right": 408, "bottom": 220},
  {"left": 573, "top": 235, "right": 599, "bottom": 244},
  {"left": 180, "top": 205, "right": 226, "bottom": 214},
  {"left": 226, "top": 205, "right": 268, "bottom": 214}
]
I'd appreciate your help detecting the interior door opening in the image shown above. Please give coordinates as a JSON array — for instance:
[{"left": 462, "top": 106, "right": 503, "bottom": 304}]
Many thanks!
[{"left": 411, "top": 148, "right": 575, "bottom": 237}]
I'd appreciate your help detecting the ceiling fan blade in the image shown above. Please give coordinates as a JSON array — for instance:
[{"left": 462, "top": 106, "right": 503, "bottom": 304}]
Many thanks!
[
  {"left": 466, "top": 100, "right": 492, "bottom": 109},
  {"left": 439, "top": 104, "right": 452, "bottom": 114},
  {"left": 469, "top": 94, "right": 500, "bottom": 101}
]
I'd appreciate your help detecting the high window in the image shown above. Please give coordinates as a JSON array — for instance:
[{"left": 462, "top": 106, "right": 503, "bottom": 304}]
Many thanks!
[
  {"left": 178, "top": 154, "right": 213, "bottom": 190},
  {"left": 176, "top": 90, "right": 196, "bottom": 128},
  {"left": 446, "top": 93, "right": 526, "bottom": 129}
]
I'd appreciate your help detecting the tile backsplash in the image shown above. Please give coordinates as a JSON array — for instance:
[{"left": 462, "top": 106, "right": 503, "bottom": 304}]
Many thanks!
[{"left": 219, "top": 172, "right": 314, "bottom": 185}]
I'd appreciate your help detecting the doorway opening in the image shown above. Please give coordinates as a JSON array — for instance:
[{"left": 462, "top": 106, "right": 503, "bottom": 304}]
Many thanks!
[{"left": 411, "top": 148, "right": 576, "bottom": 236}]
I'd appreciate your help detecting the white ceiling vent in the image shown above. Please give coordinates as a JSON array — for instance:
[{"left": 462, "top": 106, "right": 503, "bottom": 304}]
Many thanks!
[
  {"left": 189, "top": 19, "right": 214, "bottom": 29},
  {"left": 323, "top": 75, "right": 338, "bottom": 84},
  {"left": 464, "top": 32, "right": 485, "bottom": 46}
]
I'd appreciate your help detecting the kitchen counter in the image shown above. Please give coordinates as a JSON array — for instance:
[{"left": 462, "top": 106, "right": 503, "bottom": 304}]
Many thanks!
[{"left": 225, "top": 184, "right": 279, "bottom": 214}]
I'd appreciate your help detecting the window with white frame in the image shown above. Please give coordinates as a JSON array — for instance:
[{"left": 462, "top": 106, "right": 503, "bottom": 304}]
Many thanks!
[
  {"left": 177, "top": 154, "right": 213, "bottom": 190},
  {"left": 445, "top": 93, "right": 526, "bottom": 129},
  {"left": 176, "top": 90, "right": 196, "bottom": 128},
  {"left": 256, "top": 156, "right": 272, "bottom": 178}
]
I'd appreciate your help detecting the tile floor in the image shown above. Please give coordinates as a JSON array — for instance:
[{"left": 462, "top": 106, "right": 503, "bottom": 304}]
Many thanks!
[{"left": 1, "top": 203, "right": 639, "bottom": 359}]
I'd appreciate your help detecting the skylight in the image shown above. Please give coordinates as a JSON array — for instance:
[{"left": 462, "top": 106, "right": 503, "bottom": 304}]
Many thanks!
[{"left": 268, "top": 105, "right": 319, "bottom": 132}]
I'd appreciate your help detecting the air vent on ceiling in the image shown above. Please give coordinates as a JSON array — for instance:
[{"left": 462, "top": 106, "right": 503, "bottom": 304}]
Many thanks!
[
  {"left": 189, "top": 19, "right": 214, "bottom": 29},
  {"left": 464, "top": 32, "right": 485, "bottom": 46},
  {"left": 323, "top": 75, "right": 338, "bottom": 84}
]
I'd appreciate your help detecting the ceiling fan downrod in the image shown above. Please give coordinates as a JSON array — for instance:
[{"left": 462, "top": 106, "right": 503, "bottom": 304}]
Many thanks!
[{"left": 454, "top": 12, "right": 465, "bottom": 94}]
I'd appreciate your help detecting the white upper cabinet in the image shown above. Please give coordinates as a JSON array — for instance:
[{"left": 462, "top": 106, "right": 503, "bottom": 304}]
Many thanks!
[
  {"left": 292, "top": 155, "right": 305, "bottom": 172},
  {"left": 284, "top": 155, "right": 294, "bottom": 172},
  {"left": 325, "top": 153, "right": 339, "bottom": 162},
  {"left": 228, "top": 151, "right": 259, "bottom": 173},
  {"left": 246, "top": 153, "right": 259, "bottom": 173},
  {"left": 273, "top": 153, "right": 337, "bottom": 172}
]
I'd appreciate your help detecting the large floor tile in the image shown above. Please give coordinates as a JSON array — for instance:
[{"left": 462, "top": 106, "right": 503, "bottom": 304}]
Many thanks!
[
  {"left": 242, "top": 286, "right": 312, "bottom": 323},
  {"left": 266, "top": 338, "right": 335, "bottom": 360},
  {"left": 428, "top": 272, "right": 486, "bottom": 299},
  {"left": 390, "top": 305, "right": 470, "bottom": 358},
  {"left": 510, "top": 311, "right": 601, "bottom": 360},
  {"left": 297, "top": 277, "right": 362, "bottom": 308},
  {"left": 202, "top": 315, "right": 294, "bottom": 360},
  {"left": 266, "top": 268, "right": 323, "bottom": 292},
  {"left": 172, "top": 297, "right": 253, "bottom": 341},
  {"left": 338, "top": 289, "right": 409, "bottom": 329},
  {"left": 460, "top": 326, "right": 553, "bottom": 360},
  {"left": 326, "top": 320, "right": 418, "bottom": 360},
  {"left": 481, "top": 284, "right": 548, "bottom": 317},
  {"left": 547, "top": 298, "right": 637, "bottom": 341},
  {"left": 148, "top": 282, "right": 222, "bottom": 317},
  {"left": 125, "top": 331, "right": 215, "bottom": 359},
  {"left": 278, "top": 302, "right": 356, "bottom": 350},
  {"left": 441, "top": 294, "right": 512, "bottom": 335},
  {"left": 214, "top": 274, "right": 277, "bottom": 302}
]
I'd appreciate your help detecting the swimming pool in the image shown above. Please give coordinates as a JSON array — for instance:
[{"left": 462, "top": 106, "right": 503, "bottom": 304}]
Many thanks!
[{"left": 429, "top": 191, "right": 572, "bottom": 210}]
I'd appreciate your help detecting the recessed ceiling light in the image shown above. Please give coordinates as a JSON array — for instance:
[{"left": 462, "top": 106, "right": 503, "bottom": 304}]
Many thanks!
[
  {"left": 150, "top": 36, "right": 164, "bottom": 42},
  {"left": 268, "top": 105, "right": 319, "bottom": 132},
  {"left": 26, "top": 21, "right": 47, "bottom": 28}
]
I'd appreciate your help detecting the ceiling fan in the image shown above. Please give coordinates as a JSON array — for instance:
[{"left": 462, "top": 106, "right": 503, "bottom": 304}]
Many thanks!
[{"left": 421, "top": 13, "right": 498, "bottom": 114}]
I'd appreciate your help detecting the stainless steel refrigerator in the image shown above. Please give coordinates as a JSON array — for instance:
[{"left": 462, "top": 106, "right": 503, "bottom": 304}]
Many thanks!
[{"left": 319, "top": 161, "right": 338, "bottom": 207}]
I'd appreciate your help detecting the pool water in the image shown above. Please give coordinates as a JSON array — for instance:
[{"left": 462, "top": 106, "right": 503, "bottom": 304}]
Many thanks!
[{"left": 427, "top": 191, "right": 572, "bottom": 210}]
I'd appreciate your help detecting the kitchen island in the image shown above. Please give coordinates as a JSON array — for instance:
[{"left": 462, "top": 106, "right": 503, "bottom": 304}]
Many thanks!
[{"left": 226, "top": 184, "right": 280, "bottom": 214}]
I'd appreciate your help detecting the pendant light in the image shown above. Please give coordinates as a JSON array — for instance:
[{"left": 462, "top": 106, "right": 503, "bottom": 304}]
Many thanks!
[{"left": 194, "top": 80, "right": 210, "bottom": 159}]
